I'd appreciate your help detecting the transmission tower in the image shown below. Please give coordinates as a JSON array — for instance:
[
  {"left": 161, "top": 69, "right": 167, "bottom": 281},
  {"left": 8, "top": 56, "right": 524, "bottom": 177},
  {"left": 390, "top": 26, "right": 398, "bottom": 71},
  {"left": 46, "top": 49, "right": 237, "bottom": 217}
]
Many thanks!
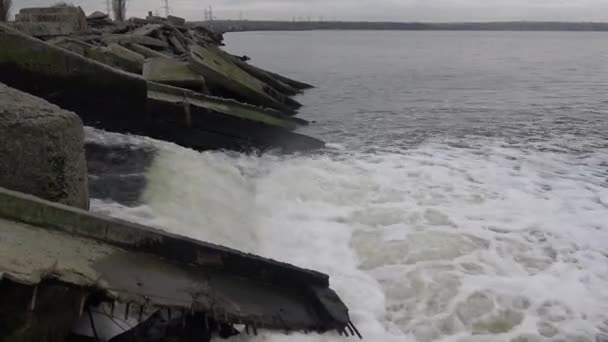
[
  {"left": 105, "top": 0, "right": 111, "bottom": 15},
  {"left": 203, "top": 6, "right": 214, "bottom": 21},
  {"left": 162, "top": 0, "right": 170, "bottom": 16}
]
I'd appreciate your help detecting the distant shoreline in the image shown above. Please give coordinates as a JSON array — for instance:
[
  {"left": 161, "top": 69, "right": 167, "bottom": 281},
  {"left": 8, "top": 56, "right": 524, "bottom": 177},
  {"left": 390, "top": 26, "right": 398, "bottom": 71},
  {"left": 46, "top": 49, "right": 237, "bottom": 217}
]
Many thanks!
[{"left": 194, "top": 20, "right": 608, "bottom": 33}]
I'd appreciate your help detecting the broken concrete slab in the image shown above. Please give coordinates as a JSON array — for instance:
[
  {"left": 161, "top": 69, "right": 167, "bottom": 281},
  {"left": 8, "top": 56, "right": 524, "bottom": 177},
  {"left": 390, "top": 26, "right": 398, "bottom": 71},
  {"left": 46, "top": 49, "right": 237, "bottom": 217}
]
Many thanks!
[
  {"left": 131, "top": 23, "right": 162, "bottom": 37},
  {"left": 0, "top": 25, "right": 323, "bottom": 153},
  {"left": 13, "top": 6, "right": 88, "bottom": 37},
  {"left": 16, "top": 6, "right": 88, "bottom": 29},
  {"left": 167, "top": 15, "right": 186, "bottom": 27},
  {"left": 0, "top": 23, "right": 149, "bottom": 134},
  {"left": 147, "top": 83, "right": 323, "bottom": 152},
  {"left": 189, "top": 43, "right": 301, "bottom": 114},
  {"left": 102, "top": 33, "right": 169, "bottom": 48},
  {"left": 47, "top": 36, "right": 95, "bottom": 56},
  {"left": 0, "top": 186, "right": 353, "bottom": 336},
  {"left": 266, "top": 68, "right": 314, "bottom": 90},
  {"left": 124, "top": 42, "right": 173, "bottom": 59},
  {"left": 236, "top": 59, "right": 301, "bottom": 96},
  {"left": 168, "top": 33, "right": 187, "bottom": 54},
  {"left": 107, "top": 43, "right": 146, "bottom": 63},
  {"left": 11, "top": 21, "right": 81, "bottom": 37},
  {"left": 86, "top": 44, "right": 143, "bottom": 74},
  {"left": 148, "top": 82, "right": 304, "bottom": 130},
  {"left": 143, "top": 57, "right": 206, "bottom": 91}
]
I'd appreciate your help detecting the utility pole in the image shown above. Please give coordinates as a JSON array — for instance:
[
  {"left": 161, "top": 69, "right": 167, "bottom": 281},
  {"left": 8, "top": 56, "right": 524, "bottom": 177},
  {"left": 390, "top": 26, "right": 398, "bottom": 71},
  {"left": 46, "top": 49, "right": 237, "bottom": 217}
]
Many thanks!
[{"left": 105, "top": 0, "right": 111, "bottom": 15}]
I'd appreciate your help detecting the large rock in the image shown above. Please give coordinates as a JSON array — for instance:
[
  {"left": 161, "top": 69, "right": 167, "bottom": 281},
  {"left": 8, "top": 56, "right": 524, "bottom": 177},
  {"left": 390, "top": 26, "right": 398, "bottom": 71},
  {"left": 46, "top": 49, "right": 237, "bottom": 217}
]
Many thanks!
[
  {"left": 13, "top": 6, "right": 88, "bottom": 37},
  {"left": 0, "top": 82, "right": 89, "bottom": 209}
]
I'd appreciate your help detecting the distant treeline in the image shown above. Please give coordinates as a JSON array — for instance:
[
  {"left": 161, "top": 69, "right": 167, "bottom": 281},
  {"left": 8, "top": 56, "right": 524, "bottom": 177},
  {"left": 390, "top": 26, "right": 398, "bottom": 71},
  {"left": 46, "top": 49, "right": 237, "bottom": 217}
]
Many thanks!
[{"left": 194, "top": 20, "right": 608, "bottom": 33}]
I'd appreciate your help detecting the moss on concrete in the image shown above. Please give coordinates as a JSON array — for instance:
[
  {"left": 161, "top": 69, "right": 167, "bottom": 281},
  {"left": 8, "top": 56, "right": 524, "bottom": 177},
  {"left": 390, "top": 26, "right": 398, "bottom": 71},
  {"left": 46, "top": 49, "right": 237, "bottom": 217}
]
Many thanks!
[{"left": 189, "top": 43, "right": 296, "bottom": 113}]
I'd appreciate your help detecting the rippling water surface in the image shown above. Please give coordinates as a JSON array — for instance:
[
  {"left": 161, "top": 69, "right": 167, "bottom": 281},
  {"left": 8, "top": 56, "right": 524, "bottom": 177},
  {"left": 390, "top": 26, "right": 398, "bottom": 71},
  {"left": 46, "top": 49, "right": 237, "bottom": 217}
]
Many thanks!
[{"left": 90, "top": 31, "right": 608, "bottom": 342}]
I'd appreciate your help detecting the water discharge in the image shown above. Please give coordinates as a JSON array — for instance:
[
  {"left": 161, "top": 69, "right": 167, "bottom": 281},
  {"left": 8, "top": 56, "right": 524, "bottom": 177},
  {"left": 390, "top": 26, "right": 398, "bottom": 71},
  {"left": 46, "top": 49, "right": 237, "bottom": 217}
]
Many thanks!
[
  {"left": 90, "top": 30, "right": 608, "bottom": 342},
  {"left": 90, "top": 130, "right": 608, "bottom": 342}
]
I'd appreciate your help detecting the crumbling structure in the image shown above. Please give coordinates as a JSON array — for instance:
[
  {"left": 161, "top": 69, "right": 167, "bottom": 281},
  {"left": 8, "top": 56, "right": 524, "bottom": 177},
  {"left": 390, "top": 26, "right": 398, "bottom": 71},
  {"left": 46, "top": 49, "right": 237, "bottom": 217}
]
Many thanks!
[
  {"left": 0, "top": 6, "right": 321, "bottom": 153},
  {"left": 0, "top": 6, "right": 358, "bottom": 342}
]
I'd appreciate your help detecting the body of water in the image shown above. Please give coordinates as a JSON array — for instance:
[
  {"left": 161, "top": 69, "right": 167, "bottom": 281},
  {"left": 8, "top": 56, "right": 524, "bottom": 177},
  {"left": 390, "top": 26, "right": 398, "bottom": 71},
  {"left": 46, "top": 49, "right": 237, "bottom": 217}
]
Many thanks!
[{"left": 91, "top": 31, "right": 608, "bottom": 342}]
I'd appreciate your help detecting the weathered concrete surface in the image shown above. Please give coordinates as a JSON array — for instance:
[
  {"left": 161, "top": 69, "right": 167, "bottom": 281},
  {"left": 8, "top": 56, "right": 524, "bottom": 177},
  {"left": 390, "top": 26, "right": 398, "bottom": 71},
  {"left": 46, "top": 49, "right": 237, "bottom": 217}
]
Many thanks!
[
  {"left": 124, "top": 42, "right": 173, "bottom": 59},
  {"left": 0, "top": 23, "right": 149, "bottom": 134},
  {"left": 235, "top": 58, "right": 301, "bottom": 96},
  {"left": 0, "top": 186, "right": 352, "bottom": 334},
  {"left": 0, "top": 83, "right": 89, "bottom": 209},
  {"left": 1, "top": 19, "right": 324, "bottom": 153},
  {"left": 107, "top": 43, "right": 145, "bottom": 64},
  {"left": 47, "top": 36, "right": 95, "bottom": 56},
  {"left": 13, "top": 6, "right": 88, "bottom": 37},
  {"left": 102, "top": 33, "right": 169, "bottom": 48},
  {"left": 85, "top": 44, "right": 144, "bottom": 74},
  {"left": 148, "top": 82, "right": 303, "bottom": 129},
  {"left": 147, "top": 83, "right": 324, "bottom": 152},
  {"left": 189, "top": 43, "right": 301, "bottom": 114},
  {"left": 167, "top": 15, "right": 186, "bottom": 27},
  {"left": 143, "top": 57, "right": 206, "bottom": 91}
]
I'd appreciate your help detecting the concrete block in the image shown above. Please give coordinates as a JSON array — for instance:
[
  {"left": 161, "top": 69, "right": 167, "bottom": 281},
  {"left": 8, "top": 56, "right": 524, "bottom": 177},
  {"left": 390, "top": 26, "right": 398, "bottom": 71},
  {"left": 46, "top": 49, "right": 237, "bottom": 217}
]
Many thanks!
[{"left": 0, "top": 82, "right": 89, "bottom": 209}]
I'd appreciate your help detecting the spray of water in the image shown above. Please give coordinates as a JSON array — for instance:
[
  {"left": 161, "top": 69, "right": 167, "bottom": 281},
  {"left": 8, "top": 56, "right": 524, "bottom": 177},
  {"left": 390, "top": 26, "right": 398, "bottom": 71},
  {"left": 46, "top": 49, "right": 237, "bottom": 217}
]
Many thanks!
[{"left": 91, "top": 130, "right": 608, "bottom": 342}]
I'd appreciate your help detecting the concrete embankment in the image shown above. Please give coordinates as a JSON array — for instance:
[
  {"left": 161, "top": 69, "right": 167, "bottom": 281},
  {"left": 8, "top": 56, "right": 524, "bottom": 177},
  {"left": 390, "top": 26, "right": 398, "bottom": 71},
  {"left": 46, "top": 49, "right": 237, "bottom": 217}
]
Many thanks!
[
  {"left": 0, "top": 6, "right": 324, "bottom": 153},
  {"left": 0, "top": 7, "right": 357, "bottom": 342},
  {"left": 0, "top": 80, "right": 354, "bottom": 341}
]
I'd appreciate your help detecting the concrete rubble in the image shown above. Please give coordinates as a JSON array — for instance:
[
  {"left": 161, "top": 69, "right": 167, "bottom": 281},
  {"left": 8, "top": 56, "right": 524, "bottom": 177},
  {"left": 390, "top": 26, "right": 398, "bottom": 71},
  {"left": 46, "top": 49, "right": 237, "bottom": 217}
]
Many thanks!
[
  {"left": 0, "top": 6, "right": 354, "bottom": 342},
  {"left": 1, "top": 6, "right": 323, "bottom": 153},
  {"left": 0, "top": 187, "right": 358, "bottom": 341}
]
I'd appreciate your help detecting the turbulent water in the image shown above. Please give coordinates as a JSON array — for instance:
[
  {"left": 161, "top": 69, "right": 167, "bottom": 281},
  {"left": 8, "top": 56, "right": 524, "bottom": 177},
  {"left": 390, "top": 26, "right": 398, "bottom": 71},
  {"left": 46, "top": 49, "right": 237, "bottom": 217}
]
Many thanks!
[{"left": 89, "top": 31, "right": 608, "bottom": 341}]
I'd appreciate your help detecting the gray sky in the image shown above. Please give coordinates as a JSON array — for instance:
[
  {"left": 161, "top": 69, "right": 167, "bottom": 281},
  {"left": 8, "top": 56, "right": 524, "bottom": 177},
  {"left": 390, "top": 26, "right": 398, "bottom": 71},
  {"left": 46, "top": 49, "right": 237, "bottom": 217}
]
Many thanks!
[{"left": 13, "top": 0, "right": 608, "bottom": 22}]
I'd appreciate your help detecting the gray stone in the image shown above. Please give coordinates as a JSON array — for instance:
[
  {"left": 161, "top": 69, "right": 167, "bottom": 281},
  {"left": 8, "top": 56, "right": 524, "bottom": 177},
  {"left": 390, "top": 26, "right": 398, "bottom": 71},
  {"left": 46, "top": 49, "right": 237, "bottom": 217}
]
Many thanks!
[
  {"left": 0, "top": 82, "right": 89, "bottom": 209},
  {"left": 13, "top": 6, "right": 88, "bottom": 37}
]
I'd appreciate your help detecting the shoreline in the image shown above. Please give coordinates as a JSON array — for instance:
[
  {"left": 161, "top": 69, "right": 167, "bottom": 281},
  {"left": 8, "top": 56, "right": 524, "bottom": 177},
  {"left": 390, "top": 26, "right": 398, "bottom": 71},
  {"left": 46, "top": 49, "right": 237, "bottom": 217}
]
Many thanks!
[{"left": 199, "top": 20, "right": 608, "bottom": 33}]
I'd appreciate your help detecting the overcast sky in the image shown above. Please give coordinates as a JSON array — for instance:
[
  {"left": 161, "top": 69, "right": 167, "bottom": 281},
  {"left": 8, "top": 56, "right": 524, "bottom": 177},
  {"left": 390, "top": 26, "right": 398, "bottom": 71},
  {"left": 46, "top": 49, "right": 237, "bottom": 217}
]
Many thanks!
[{"left": 13, "top": 0, "right": 608, "bottom": 22}]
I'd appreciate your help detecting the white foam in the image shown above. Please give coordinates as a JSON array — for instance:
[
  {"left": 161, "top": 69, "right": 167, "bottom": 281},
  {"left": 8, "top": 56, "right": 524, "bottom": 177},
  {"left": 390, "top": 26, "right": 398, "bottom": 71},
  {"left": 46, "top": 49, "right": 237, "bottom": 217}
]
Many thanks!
[{"left": 91, "top": 136, "right": 608, "bottom": 342}]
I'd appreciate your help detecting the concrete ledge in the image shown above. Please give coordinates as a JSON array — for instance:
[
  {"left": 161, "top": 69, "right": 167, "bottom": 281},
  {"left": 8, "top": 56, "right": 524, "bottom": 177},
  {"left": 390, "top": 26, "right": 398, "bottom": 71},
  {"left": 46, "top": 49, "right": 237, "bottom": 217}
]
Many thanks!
[{"left": 0, "top": 186, "right": 329, "bottom": 287}]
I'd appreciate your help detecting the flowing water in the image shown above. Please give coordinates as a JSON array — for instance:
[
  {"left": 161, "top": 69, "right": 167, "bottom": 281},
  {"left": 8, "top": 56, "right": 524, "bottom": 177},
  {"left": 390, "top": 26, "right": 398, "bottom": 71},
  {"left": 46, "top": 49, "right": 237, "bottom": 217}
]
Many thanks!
[{"left": 89, "top": 31, "right": 608, "bottom": 341}]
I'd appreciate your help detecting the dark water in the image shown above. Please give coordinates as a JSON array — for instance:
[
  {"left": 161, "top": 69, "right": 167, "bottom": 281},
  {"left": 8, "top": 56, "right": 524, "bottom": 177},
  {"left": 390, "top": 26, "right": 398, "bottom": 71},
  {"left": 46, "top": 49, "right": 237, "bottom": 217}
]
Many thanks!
[{"left": 225, "top": 31, "right": 608, "bottom": 153}]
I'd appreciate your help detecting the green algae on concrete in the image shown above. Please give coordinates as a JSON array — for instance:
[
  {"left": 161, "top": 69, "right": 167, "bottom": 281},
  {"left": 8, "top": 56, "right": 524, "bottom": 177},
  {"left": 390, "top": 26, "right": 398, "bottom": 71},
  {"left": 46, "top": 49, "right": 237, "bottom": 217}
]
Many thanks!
[
  {"left": 189, "top": 43, "right": 299, "bottom": 114},
  {"left": 85, "top": 43, "right": 144, "bottom": 74},
  {"left": 143, "top": 57, "right": 206, "bottom": 91}
]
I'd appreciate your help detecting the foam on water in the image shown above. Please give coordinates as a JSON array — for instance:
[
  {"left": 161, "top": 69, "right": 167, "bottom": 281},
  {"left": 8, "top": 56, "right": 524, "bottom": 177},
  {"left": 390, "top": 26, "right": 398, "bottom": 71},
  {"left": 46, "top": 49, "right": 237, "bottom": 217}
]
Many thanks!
[{"left": 90, "top": 130, "right": 608, "bottom": 342}]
